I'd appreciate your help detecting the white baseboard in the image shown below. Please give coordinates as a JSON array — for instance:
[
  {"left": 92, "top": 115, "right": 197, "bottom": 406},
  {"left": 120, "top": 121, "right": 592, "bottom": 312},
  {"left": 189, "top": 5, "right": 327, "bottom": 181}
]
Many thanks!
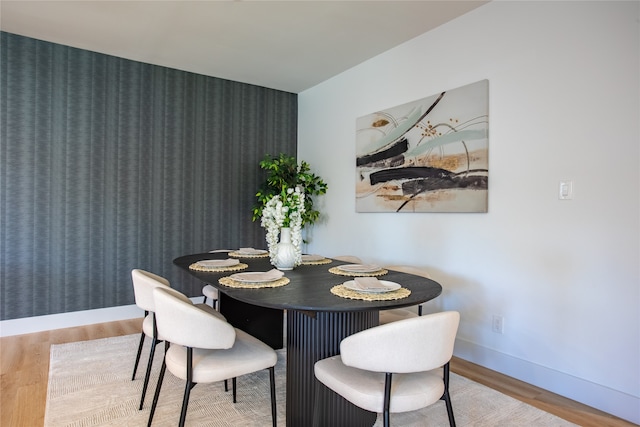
[
  {"left": 454, "top": 337, "right": 640, "bottom": 425},
  {"left": 0, "top": 305, "right": 143, "bottom": 337},
  {"left": 0, "top": 298, "right": 207, "bottom": 338}
]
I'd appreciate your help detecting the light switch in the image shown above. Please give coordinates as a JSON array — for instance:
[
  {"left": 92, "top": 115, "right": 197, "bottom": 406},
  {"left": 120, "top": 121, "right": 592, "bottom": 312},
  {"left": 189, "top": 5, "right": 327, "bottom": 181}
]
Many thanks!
[{"left": 559, "top": 180, "right": 573, "bottom": 200}]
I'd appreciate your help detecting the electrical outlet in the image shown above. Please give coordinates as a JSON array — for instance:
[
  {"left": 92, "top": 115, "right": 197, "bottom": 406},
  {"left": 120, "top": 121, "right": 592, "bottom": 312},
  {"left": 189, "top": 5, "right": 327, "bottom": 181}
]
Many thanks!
[{"left": 492, "top": 315, "right": 504, "bottom": 334}]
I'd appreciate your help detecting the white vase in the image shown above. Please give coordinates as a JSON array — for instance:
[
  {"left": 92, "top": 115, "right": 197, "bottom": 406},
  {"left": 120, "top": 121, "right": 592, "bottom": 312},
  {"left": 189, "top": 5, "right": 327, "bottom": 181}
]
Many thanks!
[{"left": 273, "top": 227, "right": 298, "bottom": 270}]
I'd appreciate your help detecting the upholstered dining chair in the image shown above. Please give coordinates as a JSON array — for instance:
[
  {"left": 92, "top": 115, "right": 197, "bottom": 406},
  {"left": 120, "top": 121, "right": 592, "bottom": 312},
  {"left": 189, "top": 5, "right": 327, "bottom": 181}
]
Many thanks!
[
  {"left": 314, "top": 311, "right": 460, "bottom": 427},
  {"left": 379, "top": 265, "right": 431, "bottom": 325},
  {"left": 131, "top": 269, "right": 171, "bottom": 410},
  {"left": 131, "top": 269, "right": 225, "bottom": 410},
  {"left": 148, "top": 286, "right": 278, "bottom": 427},
  {"left": 201, "top": 284, "right": 218, "bottom": 308}
]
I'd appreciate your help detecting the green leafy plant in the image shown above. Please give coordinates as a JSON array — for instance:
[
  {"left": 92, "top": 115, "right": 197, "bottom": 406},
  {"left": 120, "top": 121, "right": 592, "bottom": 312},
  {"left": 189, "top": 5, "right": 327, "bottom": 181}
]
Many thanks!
[{"left": 252, "top": 153, "right": 328, "bottom": 227}]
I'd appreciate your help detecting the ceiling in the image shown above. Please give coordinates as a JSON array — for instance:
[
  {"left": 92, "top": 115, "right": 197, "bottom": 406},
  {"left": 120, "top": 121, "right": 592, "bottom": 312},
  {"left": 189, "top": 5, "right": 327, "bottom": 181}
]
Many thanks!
[{"left": 0, "top": 1, "right": 487, "bottom": 93}]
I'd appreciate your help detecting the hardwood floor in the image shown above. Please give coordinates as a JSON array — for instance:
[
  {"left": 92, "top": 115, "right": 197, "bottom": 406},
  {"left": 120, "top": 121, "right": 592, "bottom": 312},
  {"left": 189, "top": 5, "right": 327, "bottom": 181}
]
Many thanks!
[
  {"left": 1, "top": 319, "right": 142, "bottom": 426},
  {"left": 0, "top": 319, "right": 636, "bottom": 427},
  {"left": 450, "top": 358, "right": 636, "bottom": 427}
]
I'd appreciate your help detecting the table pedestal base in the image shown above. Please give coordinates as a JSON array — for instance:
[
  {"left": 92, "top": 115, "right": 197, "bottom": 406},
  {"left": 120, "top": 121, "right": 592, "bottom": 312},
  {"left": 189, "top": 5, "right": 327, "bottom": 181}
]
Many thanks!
[
  {"left": 286, "top": 310, "right": 378, "bottom": 427},
  {"left": 219, "top": 292, "right": 284, "bottom": 349}
]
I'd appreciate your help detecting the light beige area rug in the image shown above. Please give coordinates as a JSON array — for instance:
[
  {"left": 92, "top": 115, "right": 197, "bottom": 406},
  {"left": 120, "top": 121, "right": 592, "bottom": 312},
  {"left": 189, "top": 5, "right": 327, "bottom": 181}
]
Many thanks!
[{"left": 45, "top": 334, "right": 577, "bottom": 426}]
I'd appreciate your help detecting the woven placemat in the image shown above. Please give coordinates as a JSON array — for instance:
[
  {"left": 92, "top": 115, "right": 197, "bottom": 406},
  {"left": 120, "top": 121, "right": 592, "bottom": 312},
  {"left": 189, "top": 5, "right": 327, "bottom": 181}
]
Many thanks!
[
  {"left": 328, "top": 267, "right": 388, "bottom": 277},
  {"left": 302, "top": 258, "right": 333, "bottom": 265},
  {"left": 228, "top": 251, "right": 270, "bottom": 258},
  {"left": 188, "top": 262, "right": 248, "bottom": 273},
  {"left": 330, "top": 284, "right": 411, "bottom": 301},
  {"left": 218, "top": 276, "right": 290, "bottom": 289}
]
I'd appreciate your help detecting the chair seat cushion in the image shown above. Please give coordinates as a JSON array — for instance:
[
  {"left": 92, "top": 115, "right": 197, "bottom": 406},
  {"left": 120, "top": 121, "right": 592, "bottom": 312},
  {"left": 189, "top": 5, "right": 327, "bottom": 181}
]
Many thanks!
[
  {"left": 379, "top": 308, "right": 419, "bottom": 325},
  {"left": 315, "top": 355, "right": 444, "bottom": 413},
  {"left": 165, "top": 328, "right": 277, "bottom": 383}
]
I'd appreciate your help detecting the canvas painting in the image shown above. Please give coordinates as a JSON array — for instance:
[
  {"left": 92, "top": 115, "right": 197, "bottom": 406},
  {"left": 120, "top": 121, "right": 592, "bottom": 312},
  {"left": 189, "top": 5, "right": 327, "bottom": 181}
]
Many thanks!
[{"left": 356, "top": 79, "right": 489, "bottom": 213}]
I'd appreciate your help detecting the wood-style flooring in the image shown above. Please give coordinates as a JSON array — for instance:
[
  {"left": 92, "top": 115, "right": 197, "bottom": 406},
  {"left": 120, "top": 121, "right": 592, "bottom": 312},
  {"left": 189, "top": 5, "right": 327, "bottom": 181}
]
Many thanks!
[{"left": 0, "top": 319, "right": 635, "bottom": 427}]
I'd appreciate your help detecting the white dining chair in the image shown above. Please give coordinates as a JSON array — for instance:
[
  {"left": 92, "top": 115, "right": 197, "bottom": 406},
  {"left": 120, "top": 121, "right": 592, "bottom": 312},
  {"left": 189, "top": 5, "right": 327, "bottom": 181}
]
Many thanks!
[
  {"left": 130, "top": 269, "right": 225, "bottom": 410},
  {"left": 314, "top": 311, "right": 460, "bottom": 427},
  {"left": 379, "top": 265, "right": 431, "bottom": 324},
  {"left": 130, "top": 269, "right": 171, "bottom": 410},
  {"left": 202, "top": 284, "right": 218, "bottom": 308},
  {"left": 148, "top": 286, "right": 278, "bottom": 427}
]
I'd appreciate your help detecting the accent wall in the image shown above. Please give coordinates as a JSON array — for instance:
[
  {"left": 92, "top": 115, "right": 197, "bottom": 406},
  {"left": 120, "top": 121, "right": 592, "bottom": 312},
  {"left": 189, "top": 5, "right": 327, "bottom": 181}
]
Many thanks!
[{"left": 1, "top": 31, "right": 297, "bottom": 320}]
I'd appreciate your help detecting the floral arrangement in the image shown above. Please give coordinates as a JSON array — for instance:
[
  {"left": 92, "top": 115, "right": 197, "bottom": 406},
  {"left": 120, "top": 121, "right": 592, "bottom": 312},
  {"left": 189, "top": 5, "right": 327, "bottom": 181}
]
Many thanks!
[
  {"left": 260, "top": 185, "right": 306, "bottom": 266},
  {"left": 253, "top": 153, "right": 327, "bottom": 229}
]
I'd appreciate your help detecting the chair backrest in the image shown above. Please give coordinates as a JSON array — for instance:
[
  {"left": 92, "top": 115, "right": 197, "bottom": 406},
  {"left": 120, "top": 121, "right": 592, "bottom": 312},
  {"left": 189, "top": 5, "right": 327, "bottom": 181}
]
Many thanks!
[
  {"left": 153, "top": 287, "right": 236, "bottom": 350},
  {"left": 333, "top": 255, "right": 363, "bottom": 263},
  {"left": 131, "top": 269, "right": 171, "bottom": 312},
  {"left": 384, "top": 265, "right": 431, "bottom": 279},
  {"left": 340, "top": 311, "right": 460, "bottom": 374}
]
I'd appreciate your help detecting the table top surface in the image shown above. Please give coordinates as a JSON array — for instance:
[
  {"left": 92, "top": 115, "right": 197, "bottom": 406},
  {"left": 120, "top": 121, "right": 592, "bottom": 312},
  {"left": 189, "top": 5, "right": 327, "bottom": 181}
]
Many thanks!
[{"left": 174, "top": 252, "right": 442, "bottom": 313}]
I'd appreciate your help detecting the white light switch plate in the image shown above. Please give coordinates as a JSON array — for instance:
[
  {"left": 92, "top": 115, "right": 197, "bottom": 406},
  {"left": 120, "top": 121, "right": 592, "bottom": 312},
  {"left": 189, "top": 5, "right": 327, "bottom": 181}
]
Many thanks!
[{"left": 559, "top": 180, "right": 573, "bottom": 200}]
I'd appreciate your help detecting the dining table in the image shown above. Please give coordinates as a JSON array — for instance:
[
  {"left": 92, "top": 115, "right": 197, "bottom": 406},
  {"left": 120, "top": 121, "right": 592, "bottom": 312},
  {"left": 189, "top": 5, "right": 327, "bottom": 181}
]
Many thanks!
[{"left": 174, "top": 251, "right": 443, "bottom": 427}]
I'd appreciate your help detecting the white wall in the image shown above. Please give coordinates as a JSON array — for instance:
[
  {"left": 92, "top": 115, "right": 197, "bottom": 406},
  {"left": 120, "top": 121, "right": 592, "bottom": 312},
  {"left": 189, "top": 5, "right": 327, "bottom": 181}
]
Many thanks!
[{"left": 298, "top": 1, "right": 639, "bottom": 424}]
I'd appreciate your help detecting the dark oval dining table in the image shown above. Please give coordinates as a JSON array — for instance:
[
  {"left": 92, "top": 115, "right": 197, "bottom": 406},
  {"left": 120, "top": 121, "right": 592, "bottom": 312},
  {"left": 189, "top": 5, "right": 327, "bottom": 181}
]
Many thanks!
[{"left": 174, "top": 252, "right": 443, "bottom": 427}]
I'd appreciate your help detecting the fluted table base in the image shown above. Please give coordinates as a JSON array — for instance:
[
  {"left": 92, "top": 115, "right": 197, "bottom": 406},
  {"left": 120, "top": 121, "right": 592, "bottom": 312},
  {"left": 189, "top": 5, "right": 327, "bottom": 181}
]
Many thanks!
[{"left": 286, "top": 310, "right": 378, "bottom": 427}]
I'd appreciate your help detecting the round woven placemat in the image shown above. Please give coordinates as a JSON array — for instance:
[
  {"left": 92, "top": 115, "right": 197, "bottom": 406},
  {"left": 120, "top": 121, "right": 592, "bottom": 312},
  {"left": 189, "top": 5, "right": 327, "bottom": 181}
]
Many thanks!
[
  {"left": 302, "top": 258, "right": 332, "bottom": 265},
  {"left": 188, "top": 262, "right": 248, "bottom": 273},
  {"left": 328, "top": 267, "right": 388, "bottom": 277},
  {"left": 330, "top": 284, "right": 411, "bottom": 301},
  {"left": 218, "top": 276, "right": 290, "bottom": 289},
  {"left": 228, "top": 251, "right": 270, "bottom": 258}
]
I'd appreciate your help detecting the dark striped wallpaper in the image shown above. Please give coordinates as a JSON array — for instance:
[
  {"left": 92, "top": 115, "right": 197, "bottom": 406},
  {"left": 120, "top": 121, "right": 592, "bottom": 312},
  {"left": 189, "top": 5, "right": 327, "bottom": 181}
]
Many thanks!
[{"left": 0, "top": 32, "right": 297, "bottom": 320}]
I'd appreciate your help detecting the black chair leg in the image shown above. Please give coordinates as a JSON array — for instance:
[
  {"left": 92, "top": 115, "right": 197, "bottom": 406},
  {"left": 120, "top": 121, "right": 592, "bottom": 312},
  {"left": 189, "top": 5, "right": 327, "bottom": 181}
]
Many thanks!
[
  {"left": 139, "top": 336, "right": 160, "bottom": 410},
  {"left": 269, "top": 367, "right": 277, "bottom": 427},
  {"left": 132, "top": 331, "right": 146, "bottom": 380},
  {"left": 147, "top": 342, "right": 169, "bottom": 427},
  {"left": 202, "top": 296, "right": 217, "bottom": 309},
  {"left": 383, "top": 372, "right": 392, "bottom": 427},
  {"left": 441, "top": 362, "right": 456, "bottom": 427},
  {"left": 443, "top": 391, "right": 456, "bottom": 427},
  {"left": 224, "top": 379, "right": 228, "bottom": 391},
  {"left": 178, "top": 347, "right": 195, "bottom": 427},
  {"left": 232, "top": 377, "right": 237, "bottom": 403},
  {"left": 179, "top": 380, "right": 194, "bottom": 427}
]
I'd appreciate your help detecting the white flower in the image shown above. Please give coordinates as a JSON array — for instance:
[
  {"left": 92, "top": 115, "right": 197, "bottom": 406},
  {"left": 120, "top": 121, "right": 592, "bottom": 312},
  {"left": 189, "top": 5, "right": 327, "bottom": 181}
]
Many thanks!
[{"left": 261, "top": 186, "right": 306, "bottom": 266}]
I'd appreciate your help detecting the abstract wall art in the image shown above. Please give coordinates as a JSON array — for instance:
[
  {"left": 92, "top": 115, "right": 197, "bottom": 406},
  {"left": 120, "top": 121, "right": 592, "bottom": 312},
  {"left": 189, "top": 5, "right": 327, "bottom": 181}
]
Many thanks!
[{"left": 356, "top": 79, "right": 489, "bottom": 213}]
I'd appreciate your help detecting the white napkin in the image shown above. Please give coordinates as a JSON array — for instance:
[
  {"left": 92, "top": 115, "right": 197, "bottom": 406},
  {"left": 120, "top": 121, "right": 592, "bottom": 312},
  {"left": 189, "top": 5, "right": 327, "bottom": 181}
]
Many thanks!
[
  {"left": 353, "top": 276, "right": 389, "bottom": 291},
  {"left": 231, "top": 269, "right": 284, "bottom": 282},
  {"left": 339, "top": 264, "right": 381, "bottom": 273},
  {"left": 238, "top": 247, "right": 267, "bottom": 255},
  {"left": 197, "top": 258, "right": 240, "bottom": 268},
  {"left": 301, "top": 254, "right": 324, "bottom": 262},
  {"left": 259, "top": 269, "right": 285, "bottom": 280}
]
